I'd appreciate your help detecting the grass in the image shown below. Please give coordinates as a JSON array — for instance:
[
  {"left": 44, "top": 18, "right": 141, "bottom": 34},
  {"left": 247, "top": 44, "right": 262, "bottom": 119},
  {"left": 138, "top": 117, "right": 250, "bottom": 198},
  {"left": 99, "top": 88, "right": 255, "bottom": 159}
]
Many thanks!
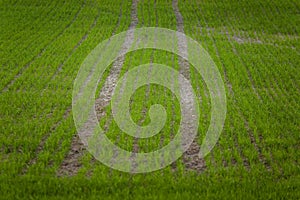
[
  {"left": 1, "top": 170, "right": 299, "bottom": 199},
  {"left": 0, "top": 0, "right": 299, "bottom": 199}
]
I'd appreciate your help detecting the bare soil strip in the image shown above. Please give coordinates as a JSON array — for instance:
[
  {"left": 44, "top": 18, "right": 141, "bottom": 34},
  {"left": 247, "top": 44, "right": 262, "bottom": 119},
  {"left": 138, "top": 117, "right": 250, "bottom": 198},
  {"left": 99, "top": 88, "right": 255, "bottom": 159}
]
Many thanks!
[
  {"left": 96, "top": 0, "right": 138, "bottom": 110},
  {"left": 100, "top": 0, "right": 139, "bottom": 174},
  {"left": 57, "top": 0, "right": 138, "bottom": 176},
  {"left": 92, "top": 13, "right": 139, "bottom": 176},
  {"left": 2, "top": 0, "right": 87, "bottom": 93},
  {"left": 193, "top": 26, "right": 298, "bottom": 51},
  {"left": 172, "top": 0, "right": 206, "bottom": 172}
]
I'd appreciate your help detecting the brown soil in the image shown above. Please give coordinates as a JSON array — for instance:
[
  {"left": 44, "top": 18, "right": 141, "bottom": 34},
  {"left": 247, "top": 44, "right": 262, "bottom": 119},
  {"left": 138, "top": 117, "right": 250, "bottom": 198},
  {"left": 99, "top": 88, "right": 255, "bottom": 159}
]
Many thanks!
[
  {"left": 56, "top": 0, "right": 138, "bottom": 177},
  {"left": 172, "top": 0, "right": 206, "bottom": 173}
]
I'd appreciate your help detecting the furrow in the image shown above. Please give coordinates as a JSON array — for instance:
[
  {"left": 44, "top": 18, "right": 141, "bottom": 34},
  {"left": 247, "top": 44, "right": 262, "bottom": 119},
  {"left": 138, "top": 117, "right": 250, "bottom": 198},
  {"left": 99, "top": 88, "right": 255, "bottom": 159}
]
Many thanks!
[
  {"left": 57, "top": 0, "right": 138, "bottom": 176},
  {"left": 172, "top": 0, "right": 206, "bottom": 173}
]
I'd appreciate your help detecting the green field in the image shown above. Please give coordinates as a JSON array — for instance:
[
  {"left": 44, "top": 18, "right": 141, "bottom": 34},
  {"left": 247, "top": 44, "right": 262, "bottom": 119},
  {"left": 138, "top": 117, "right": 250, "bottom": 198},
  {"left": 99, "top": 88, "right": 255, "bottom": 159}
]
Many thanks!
[{"left": 0, "top": 0, "right": 299, "bottom": 199}]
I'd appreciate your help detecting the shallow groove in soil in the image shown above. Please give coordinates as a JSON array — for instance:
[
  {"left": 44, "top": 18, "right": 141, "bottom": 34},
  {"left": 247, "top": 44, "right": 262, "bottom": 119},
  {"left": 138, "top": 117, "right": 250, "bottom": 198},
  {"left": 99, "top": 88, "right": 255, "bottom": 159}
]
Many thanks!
[
  {"left": 173, "top": 0, "right": 206, "bottom": 173},
  {"left": 57, "top": 0, "right": 138, "bottom": 176}
]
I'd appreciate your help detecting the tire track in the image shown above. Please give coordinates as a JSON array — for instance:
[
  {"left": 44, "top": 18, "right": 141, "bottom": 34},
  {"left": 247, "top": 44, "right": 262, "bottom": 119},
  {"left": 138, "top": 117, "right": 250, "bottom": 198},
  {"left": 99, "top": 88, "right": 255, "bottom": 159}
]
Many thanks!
[
  {"left": 253, "top": 30, "right": 300, "bottom": 109},
  {"left": 187, "top": 11, "right": 218, "bottom": 169},
  {"left": 240, "top": 0, "right": 294, "bottom": 172},
  {"left": 172, "top": 0, "right": 206, "bottom": 173},
  {"left": 99, "top": 0, "right": 139, "bottom": 174},
  {"left": 57, "top": 0, "right": 138, "bottom": 176},
  {"left": 169, "top": 45, "right": 181, "bottom": 172},
  {"left": 223, "top": 40, "right": 262, "bottom": 169},
  {"left": 1, "top": 0, "right": 87, "bottom": 93},
  {"left": 195, "top": 1, "right": 250, "bottom": 169},
  {"left": 102, "top": 0, "right": 139, "bottom": 175},
  {"left": 95, "top": 0, "right": 138, "bottom": 110}
]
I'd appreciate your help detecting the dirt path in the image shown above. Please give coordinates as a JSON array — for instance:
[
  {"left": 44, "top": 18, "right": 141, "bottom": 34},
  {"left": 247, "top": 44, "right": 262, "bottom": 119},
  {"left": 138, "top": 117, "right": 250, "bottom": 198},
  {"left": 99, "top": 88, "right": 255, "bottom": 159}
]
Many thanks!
[
  {"left": 58, "top": 0, "right": 206, "bottom": 175},
  {"left": 172, "top": 0, "right": 206, "bottom": 172},
  {"left": 57, "top": 0, "right": 139, "bottom": 176}
]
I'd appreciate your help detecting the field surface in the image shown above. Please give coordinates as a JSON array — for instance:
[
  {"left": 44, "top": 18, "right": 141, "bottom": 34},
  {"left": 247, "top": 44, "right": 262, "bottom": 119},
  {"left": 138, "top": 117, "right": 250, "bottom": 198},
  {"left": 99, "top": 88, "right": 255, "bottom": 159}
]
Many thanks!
[{"left": 0, "top": 0, "right": 299, "bottom": 199}]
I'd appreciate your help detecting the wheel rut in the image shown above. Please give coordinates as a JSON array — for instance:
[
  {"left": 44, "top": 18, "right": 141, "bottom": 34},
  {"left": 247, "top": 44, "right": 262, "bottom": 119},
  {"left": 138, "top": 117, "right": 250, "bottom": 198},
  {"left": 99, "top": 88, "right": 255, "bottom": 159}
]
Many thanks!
[
  {"left": 172, "top": 0, "right": 206, "bottom": 173},
  {"left": 57, "top": 0, "right": 139, "bottom": 176}
]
